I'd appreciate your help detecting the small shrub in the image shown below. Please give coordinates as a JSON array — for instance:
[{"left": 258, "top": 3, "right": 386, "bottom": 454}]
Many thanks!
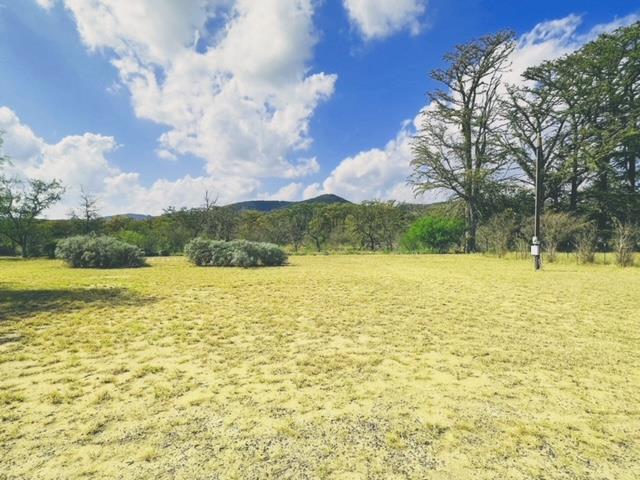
[
  {"left": 514, "top": 237, "right": 529, "bottom": 260},
  {"left": 575, "top": 223, "right": 597, "bottom": 264},
  {"left": 612, "top": 220, "right": 637, "bottom": 267},
  {"left": 184, "top": 238, "right": 287, "bottom": 267},
  {"left": 55, "top": 235, "right": 146, "bottom": 268},
  {"left": 477, "top": 210, "right": 519, "bottom": 257},
  {"left": 542, "top": 212, "right": 584, "bottom": 263},
  {"left": 400, "top": 215, "right": 464, "bottom": 253}
]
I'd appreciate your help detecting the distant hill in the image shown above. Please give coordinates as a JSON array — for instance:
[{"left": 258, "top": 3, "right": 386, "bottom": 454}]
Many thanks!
[
  {"left": 227, "top": 194, "right": 350, "bottom": 212},
  {"left": 97, "top": 195, "right": 447, "bottom": 219},
  {"left": 101, "top": 213, "right": 153, "bottom": 221}
]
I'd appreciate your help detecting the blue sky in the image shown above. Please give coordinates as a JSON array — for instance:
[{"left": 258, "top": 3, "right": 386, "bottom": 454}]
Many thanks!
[{"left": 0, "top": 0, "right": 638, "bottom": 216}]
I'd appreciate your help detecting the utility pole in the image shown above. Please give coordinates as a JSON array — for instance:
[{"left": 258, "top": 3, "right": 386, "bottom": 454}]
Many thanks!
[{"left": 532, "top": 132, "right": 543, "bottom": 270}]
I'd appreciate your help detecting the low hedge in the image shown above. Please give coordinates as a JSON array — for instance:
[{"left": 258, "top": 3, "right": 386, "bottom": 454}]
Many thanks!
[
  {"left": 55, "top": 235, "right": 146, "bottom": 268},
  {"left": 185, "top": 238, "right": 287, "bottom": 267}
]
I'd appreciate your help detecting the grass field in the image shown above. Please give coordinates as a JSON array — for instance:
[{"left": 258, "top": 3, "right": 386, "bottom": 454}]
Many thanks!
[{"left": 1, "top": 255, "right": 639, "bottom": 479}]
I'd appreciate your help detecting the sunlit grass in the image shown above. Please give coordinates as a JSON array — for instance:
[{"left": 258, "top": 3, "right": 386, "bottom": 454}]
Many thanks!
[{"left": 1, "top": 255, "right": 639, "bottom": 479}]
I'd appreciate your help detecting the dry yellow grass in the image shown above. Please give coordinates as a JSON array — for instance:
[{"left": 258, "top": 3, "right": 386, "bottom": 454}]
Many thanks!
[{"left": 1, "top": 255, "right": 639, "bottom": 479}]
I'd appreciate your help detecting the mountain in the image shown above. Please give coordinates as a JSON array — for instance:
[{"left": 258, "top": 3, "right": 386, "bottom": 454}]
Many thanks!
[
  {"left": 101, "top": 213, "right": 153, "bottom": 221},
  {"left": 96, "top": 195, "right": 351, "bottom": 219},
  {"left": 227, "top": 194, "right": 350, "bottom": 212},
  {"left": 299, "top": 194, "right": 350, "bottom": 206}
]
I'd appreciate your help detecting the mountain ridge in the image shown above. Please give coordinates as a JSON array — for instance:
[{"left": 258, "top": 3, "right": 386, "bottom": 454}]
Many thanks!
[
  {"left": 227, "top": 193, "right": 350, "bottom": 212},
  {"left": 100, "top": 194, "right": 351, "bottom": 219}
]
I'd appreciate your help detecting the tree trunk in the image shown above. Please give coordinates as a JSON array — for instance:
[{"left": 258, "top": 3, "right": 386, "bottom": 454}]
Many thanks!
[
  {"left": 465, "top": 202, "right": 477, "bottom": 253},
  {"left": 595, "top": 165, "right": 610, "bottom": 232},
  {"left": 569, "top": 156, "right": 579, "bottom": 211},
  {"left": 628, "top": 152, "right": 636, "bottom": 193}
]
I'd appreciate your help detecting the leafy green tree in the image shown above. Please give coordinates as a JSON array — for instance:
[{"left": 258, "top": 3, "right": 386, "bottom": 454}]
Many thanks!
[
  {"left": 237, "top": 210, "right": 267, "bottom": 242},
  {"left": 215, "top": 207, "right": 238, "bottom": 241},
  {"left": 401, "top": 215, "right": 464, "bottom": 253},
  {"left": 348, "top": 201, "right": 404, "bottom": 251},
  {"left": 0, "top": 177, "right": 65, "bottom": 257},
  {"left": 283, "top": 204, "right": 314, "bottom": 251},
  {"left": 308, "top": 206, "right": 333, "bottom": 251},
  {"left": 117, "top": 230, "right": 149, "bottom": 252},
  {"left": 412, "top": 31, "right": 515, "bottom": 252},
  {"left": 555, "top": 23, "right": 640, "bottom": 230}
]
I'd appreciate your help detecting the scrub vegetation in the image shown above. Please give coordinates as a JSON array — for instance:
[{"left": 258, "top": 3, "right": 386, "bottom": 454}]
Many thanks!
[
  {"left": 55, "top": 235, "right": 146, "bottom": 269},
  {"left": 184, "top": 238, "right": 287, "bottom": 267},
  {"left": 1, "top": 255, "right": 639, "bottom": 479}
]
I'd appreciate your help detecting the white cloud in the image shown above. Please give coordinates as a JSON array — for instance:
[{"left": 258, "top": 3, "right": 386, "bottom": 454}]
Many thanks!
[
  {"left": 38, "top": 0, "right": 337, "bottom": 182},
  {"left": 310, "top": 13, "right": 639, "bottom": 204},
  {"left": 156, "top": 149, "right": 177, "bottom": 161},
  {"left": 283, "top": 157, "right": 320, "bottom": 179},
  {"left": 0, "top": 106, "right": 260, "bottom": 217},
  {"left": 0, "top": 107, "right": 45, "bottom": 164},
  {"left": 264, "top": 182, "right": 304, "bottom": 201},
  {"left": 61, "top": 0, "right": 214, "bottom": 65},
  {"left": 506, "top": 13, "right": 640, "bottom": 85},
  {"left": 306, "top": 117, "right": 437, "bottom": 203},
  {"left": 35, "top": 0, "right": 56, "bottom": 9},
  {"left": 343, "top": 0, "right": 426, "bottom": 40},
  {"left": 102, "top": 174, "right": 261, "bottom": 215},
  {"left": 1, "top": 107, "right": 120, "bottom": 217}
]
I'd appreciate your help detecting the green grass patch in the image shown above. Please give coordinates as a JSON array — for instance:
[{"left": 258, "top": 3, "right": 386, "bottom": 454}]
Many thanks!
[{"left": 0, "top": 255, "right": 639, "bottom": 479}]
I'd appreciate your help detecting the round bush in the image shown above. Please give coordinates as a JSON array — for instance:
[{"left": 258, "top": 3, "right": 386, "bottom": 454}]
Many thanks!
[
  {"left": 401, "top": 215, "right": 464, "bottom": 253},
  {"left": 185, "top": 238, "right": 287, "bottom": 267},
  {"left": 55, "top": 235, "right": 146, "bottom": 268}
]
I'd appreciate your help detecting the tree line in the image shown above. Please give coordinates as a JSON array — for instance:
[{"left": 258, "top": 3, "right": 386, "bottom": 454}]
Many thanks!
[
  {"left": 411, "top": 21, "right": 639, "bottom": 253},
  {"left": 0, "top": 179, "right": 434, "bottom": 257}
]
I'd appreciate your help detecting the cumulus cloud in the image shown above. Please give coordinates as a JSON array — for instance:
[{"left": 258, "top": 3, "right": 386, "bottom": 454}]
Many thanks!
[
  {"left": 318, "top": 120, "right": 414, "bottom": 202},
  {"left": 37, "top": 0, "right": 337, "bottom": 181},
  {"left": 505, "top": 13, "right": 639, "bottom": 85},
  {"left": 0, "top": 107, "right": 45, "bottom": 164},
  {"left": 35, "top": 0, "right": 56, "bottom": 9},
  {"left": 104, "top": 174, "right": 261, "bottom": 216},
  {"left": 0, "top": 106, "right": 260, "bottom": 218},
  {"left": 343, "top": 0, "right": 427, "bottom": 40},
  {"left": 264, "top": 182, "right": 304, "bottom": 201},
  {"left": 310, "top": 13, "right": 639, "bottom": 204},
  {"left": 304, "top": 117, "right": 439, "bottom": 203}
]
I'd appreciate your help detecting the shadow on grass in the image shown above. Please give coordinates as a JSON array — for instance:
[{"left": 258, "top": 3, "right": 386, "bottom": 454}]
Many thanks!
[{"left": 0, "top": 285, "right": 156, "bottom": 322}]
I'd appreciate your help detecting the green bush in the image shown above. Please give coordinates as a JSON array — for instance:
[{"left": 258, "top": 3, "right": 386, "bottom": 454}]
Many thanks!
[
  {"left": 55, "top": 235, "right": 146, "bottom": 268},
  {"left": 400, "top": 215, "right": 464, "bottom": 253},
  {"left": 185, "top": 238, "right": 287, "bottom": 267}
]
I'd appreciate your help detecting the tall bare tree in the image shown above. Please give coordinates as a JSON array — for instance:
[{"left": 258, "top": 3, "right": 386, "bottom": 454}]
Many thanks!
[
  {"left": 71, "top": 187, "right": 101, "bottom": 233},
  {"left": 411, "top": 31, "right": 515, "bottom": 252},
  {"left": 502, "top": 72, "right": 568, "bottom": 192},
  {"left": 499, "top": 63, "right": 569, "bottom": 244}
]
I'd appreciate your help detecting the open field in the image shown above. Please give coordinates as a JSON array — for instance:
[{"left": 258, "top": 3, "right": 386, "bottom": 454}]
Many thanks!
[{"left": 1, "top": 255, "right": 639, "bottom": 479}]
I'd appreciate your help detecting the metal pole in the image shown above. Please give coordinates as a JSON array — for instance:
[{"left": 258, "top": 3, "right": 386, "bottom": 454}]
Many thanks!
[{"left": 532, "top": 138, "right": 542, "bottom": 270}]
